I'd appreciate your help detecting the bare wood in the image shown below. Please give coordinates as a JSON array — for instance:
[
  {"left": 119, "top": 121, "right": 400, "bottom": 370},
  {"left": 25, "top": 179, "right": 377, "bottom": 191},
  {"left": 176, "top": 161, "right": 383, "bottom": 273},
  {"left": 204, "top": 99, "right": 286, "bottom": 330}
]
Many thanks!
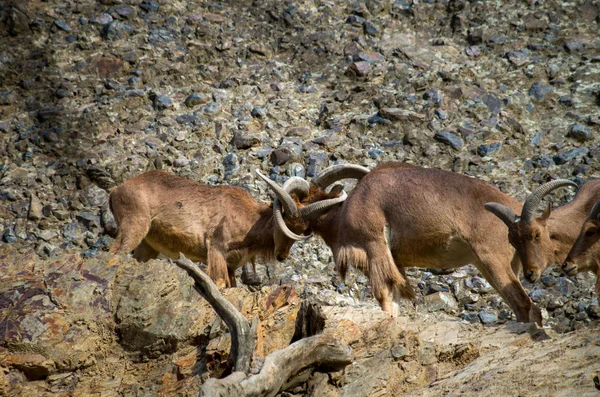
[
  {"left": 200, "top": 334, "right": 353, "bottom": 397},
  {"left": 174, "top": 254, "right": 257, "bottom": 373}
]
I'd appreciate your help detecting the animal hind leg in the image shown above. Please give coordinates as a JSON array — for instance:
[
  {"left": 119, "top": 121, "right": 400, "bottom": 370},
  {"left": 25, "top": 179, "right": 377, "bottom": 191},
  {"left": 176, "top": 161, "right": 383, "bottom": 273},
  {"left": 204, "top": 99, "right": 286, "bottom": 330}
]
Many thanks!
[
  {"left": 475, "top": 253, "right": 541, "bottom": 325},
  {"left": 366, "top": 241, "right": 415, "bottom": 317},
  {"left": 227, "top": 266, "right": 237, "bottom": 288}
]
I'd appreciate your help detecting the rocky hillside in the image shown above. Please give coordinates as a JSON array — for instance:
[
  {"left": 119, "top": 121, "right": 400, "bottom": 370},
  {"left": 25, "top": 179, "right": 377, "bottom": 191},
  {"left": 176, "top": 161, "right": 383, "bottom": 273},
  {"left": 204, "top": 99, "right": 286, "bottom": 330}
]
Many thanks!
[{"left": 1, "top": 0, "right": 599, "bottom": 395}]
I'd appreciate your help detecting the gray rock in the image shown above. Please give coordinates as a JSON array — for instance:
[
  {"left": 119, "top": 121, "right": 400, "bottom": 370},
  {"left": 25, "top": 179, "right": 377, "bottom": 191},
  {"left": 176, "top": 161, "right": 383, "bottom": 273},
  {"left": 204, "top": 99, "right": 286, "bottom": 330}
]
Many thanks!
[
  {"left": 305, "top": 151, "right": 328, "bottom": 177},
  {"left": 28, "top": 194, "right": 43, "bottom": 221},
  {"left": 482, "top": 94, "right": 502, "bottom": 114},
  {"left": 465, "top": 276, "right": 493, "bottom": 293},
  {"left": 586, "top": 301, "right": 600, "bottom": 319},
  {"left": 356, "top": 52, "right": 383, "bottom": 63},
  {"left": 109, "top": 4, "right": 135, "bottom": 19},
  {"left": 478, "top": 309, "right": 498, "bottom": 324},
  {"left": 140, "top": 0, "right": 160, "bottom": 12},
  {"left": 391, "top": 344, "right": 407, "bottom": 360},
  {"left": 223, "top": 153, "right": 239, "bottom": 178},
  {"left": 531, "top": 154, "right": 554, "bottom": 168},
  {"left": 505, "top": 50, "right": 529, "bottom": 66},
  {"left": 346, "top": 62, "right": 371, "bottom": 78},
  {"left": 528, "top": 82, "right": 553, "bottom": 101},
  {"left": 567, "top": 124, "right": 592, "bottom": 142},
  {"left": 76, "top": 213, "right": 101, "bottom": 231},
  {"left": 251, "top": 107, "right": 267, "bottom": 118},
  {"left": 184, "top": 92, "right": 210, "bottom": 108},
  {"left": 379, "top": 108, "right": 425, "bottom": 122},
  {"left": 2, "top": 227, "right": 17, "bottom": 243},
  {"left": 102, "top": 21, "right": 133, "bottom": 41},
  {"left": 477, "top": 142, "right": 503, "bottom": 157},
  {"left": 203, "top": 102, "right": 221, "bottom": 114},
  {"left": 233, "top": 131, "right": 261, "bottom": 150},
  {"left": 425, "top": 291, "right": 459, "bottom": 313},
  {"left": 423, "top": 89, "right": 443, "bottom": 106},
  {"left": 287, "top": 163, "right": 306, "bottom": 178},
  {"left": 435, "top": 109, "right": 448, "bottom": 120},
  {"left": 434, "top": 132, "right": 464, "bottom": 150},
  {"left": 153, "top": 95, "right": 173, "bottom": 111},
  {"left": 553, "top": 148, "right": 589, "bottom": 165},
  {"left": 0, "top": 91, "right": 15, "bottom": 106},
  {"left": 362, "top": 20, "right": 380, "bottom": 36},
  {"left": 90, "top": 13, "right": 113, "bottom": 25},
  {"left": 173, "top": 157, "right": 190, "bottom": 167},
  {"left": 7, "top": 7, "right": 30, "bottom": 36},
  {"left": 53, "top": 20, "right": 71, "bottom": 32},
  {"left": 556, "top": 277, "right": 576, "bottom": 296},
  {"left": 564, "top": 41, "right": 584, "bottom": 53}
]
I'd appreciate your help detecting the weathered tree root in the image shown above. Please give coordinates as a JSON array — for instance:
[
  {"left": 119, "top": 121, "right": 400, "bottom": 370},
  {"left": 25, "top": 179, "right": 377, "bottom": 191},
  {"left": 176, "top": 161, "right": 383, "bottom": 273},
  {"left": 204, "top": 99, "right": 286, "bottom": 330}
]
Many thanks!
[
  {"left": 174, "top": 254, "right": 353, "bottom": 397},
  {"left": 200, "top": 335, "right": 353, "bottom": 397},
  {"left": 174, "top": 254, "right": 258, "bottom": 373}
]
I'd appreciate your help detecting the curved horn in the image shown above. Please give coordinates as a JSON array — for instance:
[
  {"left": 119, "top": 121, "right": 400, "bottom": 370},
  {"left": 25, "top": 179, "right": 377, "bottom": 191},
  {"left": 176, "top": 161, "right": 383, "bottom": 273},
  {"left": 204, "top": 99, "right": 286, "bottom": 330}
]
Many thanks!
[
  {"left": 281, "top": 176, "right": 310, "bottom": 198},
  {"left": 484, "top": 202, "right": 518, "bottom": 227},
  {"left": 311, "top": 164, "right": 370, "bottom": 189},
  {"left": 269, "top": 174, "right": 312, "bottom": 241},
  {"left": 256, "top": 170, "right": 298, "bottom": 216},
  {"left": 300, "top": 188, "right": 348, "bottom": 218},
  {"left": 273, "top": 198, "right": 311, "bottom": 241},
  {"left": 521, "top": 179, "right": 578, "bottom": 223},
  {"left": 589, "top": 200, "right": 600, "bottom": 220}
]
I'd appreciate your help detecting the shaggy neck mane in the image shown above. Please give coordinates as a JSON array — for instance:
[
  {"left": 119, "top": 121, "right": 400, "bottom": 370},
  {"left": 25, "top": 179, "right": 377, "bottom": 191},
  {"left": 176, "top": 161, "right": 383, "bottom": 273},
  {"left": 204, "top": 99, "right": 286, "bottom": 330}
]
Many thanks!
[{"left": 309, "top": 204, "right": 342, "bottom": 252}]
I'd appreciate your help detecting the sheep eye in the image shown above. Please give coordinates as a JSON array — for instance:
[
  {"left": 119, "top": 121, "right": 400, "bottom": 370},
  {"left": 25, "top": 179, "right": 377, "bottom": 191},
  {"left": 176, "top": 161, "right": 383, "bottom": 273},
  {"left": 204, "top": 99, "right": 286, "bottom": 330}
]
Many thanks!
[
  {"left": 585, "top": 229, "right": 596, "bottom": 237},
  {"left": 535, "top": 232, "right": 541, "bottom": 239}
]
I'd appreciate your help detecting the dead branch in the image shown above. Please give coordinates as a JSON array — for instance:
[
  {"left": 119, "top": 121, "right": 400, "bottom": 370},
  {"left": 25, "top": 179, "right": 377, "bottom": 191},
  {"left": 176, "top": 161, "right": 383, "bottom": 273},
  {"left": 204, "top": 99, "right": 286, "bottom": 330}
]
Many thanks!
[
  {"left": 175, "top": 254, "right": 353, "bottom": 397},
  {"left": 174, "top": 254, "right": 257, "bottom": 373},
  {"left": 200, "top": 334, "right": 353, "bottom": 397}
]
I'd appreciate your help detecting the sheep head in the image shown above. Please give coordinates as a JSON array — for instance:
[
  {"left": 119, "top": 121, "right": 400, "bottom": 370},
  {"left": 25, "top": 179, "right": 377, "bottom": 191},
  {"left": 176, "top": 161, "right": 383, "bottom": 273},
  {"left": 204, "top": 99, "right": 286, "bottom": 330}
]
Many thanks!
[
  {"left": 563, "top": 200, "right": 600, "bottom": 277},
  {"left": 485, "top": 179, "right": 578, "bottom": 283}
]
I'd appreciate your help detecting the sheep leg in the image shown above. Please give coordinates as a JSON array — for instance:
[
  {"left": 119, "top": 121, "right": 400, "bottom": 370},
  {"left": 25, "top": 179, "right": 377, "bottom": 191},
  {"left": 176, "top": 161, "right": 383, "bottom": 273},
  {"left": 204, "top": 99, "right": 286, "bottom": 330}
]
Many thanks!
[
  {"left": 510, "top": 255, "right": 522, "bottom": 278},
  {"left": 207, "top": 239, "right": 229, "bottom": 289},
  {"left": 367, "top": 242, "right": 415, "bottom": 317},
  {"left": 109, "top": 213, "right": 150, "bottom": 253},
  {"left": 475, "top": 256, "right": 542, "bottom": 325},
  {"left": 228, "top": 266, "right": 237, "bottom": 288},
  {"left": 108, "top": 215, "right": 151, "bottom": 267},
  {"left": 132, "top": 240, "right": 160, "bottom": 262}
]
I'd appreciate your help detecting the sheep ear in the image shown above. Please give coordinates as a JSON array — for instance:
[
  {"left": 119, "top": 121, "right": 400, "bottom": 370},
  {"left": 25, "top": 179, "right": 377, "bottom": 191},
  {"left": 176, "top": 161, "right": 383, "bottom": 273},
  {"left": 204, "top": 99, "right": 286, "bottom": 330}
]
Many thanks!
[
  {"left": 538, "top": 202, "right": 552, "bottom": 225},
  {"left": 484, "top": 202, "right": 518, "bottom": 227}
]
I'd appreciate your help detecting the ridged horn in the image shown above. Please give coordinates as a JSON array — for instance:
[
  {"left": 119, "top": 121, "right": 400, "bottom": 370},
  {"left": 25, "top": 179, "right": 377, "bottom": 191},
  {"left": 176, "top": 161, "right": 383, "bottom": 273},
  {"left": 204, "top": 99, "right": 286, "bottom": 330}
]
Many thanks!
[
  {"left": 273, "top": 198, "right": 311, "bottom": 241},
  {"left": 311, "top": 164, "right": 370, "bottom": 189},
  {"left": 521, "top": 179, "right": 578, "bottom": 223},
  {"left": 484, "top": 202, "right": 518, "bottom": 227},
  {"left": 589, "top": 200, "right": 600, "bottom": 220},
  {"left": 300, "top": 188, "right": 348, "bottom": 218},
  {"left": 273, "top": 176, "right": 311, "bottom": 241},
  {"left": 256, "top": 170, "right": 298, "bottom": 216},
  {"left": 280, "top": 176, "right": 310, "bottom": 199}
]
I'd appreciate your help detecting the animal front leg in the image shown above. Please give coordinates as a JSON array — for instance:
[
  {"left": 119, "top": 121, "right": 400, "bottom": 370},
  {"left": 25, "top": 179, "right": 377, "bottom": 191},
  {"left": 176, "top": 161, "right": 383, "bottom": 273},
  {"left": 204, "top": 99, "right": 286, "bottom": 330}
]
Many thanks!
[
  {"left": 475, "top": 255, "right": 542, "bottom": 326},
  {"left": 207, "top": 239, "right": 229, "bottom": 289}
]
